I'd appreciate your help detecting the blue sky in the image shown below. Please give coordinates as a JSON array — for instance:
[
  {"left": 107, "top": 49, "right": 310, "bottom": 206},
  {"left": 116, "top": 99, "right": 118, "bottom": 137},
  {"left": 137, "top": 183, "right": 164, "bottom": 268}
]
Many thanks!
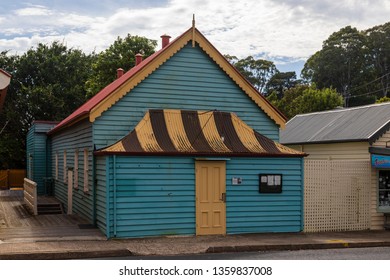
[{"left": 1, "top": 0, "right": 390, "bottom": 75}]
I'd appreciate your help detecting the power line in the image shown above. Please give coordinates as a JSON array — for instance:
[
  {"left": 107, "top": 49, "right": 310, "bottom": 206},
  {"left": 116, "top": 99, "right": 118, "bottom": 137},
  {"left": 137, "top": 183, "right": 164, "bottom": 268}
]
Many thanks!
[
  {"left": 348, "top": 72, "right": 390, "bottom": 94},
  {"left": 348, "top": 87, "right": 389, "bottom": 99}
]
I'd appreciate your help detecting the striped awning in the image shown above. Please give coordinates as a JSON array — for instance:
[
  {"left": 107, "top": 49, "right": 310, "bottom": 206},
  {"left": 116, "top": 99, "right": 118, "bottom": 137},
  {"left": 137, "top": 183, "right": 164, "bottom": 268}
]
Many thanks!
[{"left": 96, "top": 109, "right": 304, "bottom": 157}]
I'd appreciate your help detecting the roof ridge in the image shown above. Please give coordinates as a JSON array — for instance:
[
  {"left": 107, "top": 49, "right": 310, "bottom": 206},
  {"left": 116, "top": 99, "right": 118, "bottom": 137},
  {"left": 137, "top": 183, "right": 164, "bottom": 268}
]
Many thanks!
[{"left": 294, "top": 102, "right": 390, "bottom": 119}]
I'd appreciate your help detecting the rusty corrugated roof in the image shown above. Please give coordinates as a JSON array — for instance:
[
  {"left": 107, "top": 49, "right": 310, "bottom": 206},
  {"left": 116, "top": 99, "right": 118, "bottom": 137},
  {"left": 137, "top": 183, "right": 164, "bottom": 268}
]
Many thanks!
[{"left": 96, "top": 109, "right": 304, "bottom": 157}]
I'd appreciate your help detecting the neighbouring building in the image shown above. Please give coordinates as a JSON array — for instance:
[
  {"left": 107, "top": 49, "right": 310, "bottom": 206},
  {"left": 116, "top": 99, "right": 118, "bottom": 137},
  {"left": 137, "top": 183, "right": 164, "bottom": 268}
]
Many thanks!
[
  {"left": 0, "top": 69, "right": 11, "bottom": 112},
  {"left": 280, "top": 102, "right": 390, "bottom": 232},
  {"left": 26, "top": 121, "right": 58, "bottom": 194},
  {"left": 27, "top": 26, "right": 305, "bottom": 238}
]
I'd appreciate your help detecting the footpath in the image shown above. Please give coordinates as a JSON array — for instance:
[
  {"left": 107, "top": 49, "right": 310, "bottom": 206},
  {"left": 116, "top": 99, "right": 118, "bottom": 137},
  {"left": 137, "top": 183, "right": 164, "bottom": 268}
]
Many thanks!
[{"left": 1, "top": 230, "right": 390, "bottom": 259}]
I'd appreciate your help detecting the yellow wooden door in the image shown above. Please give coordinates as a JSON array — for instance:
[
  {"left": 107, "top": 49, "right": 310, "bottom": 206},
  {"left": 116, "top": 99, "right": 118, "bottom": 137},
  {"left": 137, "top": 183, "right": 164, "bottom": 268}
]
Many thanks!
[{"left": 196, "top": 161, "right": 226, "bottom": 235}]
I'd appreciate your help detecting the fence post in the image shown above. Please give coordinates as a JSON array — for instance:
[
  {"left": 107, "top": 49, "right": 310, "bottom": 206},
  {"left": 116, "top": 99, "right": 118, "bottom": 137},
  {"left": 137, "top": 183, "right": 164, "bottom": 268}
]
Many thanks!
[{"left": 23, "top": 178, "right": 38, "bottom": 215}]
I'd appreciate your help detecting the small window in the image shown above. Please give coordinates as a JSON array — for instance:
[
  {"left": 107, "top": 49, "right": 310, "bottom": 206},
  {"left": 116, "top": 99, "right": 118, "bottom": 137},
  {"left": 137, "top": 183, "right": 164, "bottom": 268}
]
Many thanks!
[
  {"left": 63, "top": 150, "right": 67, "bottom": 183},
  {"left": 83, "top": 148, "right": 89, "bottom": 192},
  {"left": 55, "top": 152, "right": 58, "bottom": 180},
  {"left": 259, "top": 174, "right": 283, "bottom": 193},
  {"left": 74, "top": 150, "right": 79, "bottom": 189}
]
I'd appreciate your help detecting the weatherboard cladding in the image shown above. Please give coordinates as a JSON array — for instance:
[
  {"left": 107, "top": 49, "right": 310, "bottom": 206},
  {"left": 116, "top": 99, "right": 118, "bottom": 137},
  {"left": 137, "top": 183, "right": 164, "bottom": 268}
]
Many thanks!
[
  {"left": 50, "top": 118, "right": 93, "bottom": 222},
  {"left": 93, "top": 42, "right": 280, "bottom": 150},
  {"left": 97, "top": 109, "right": 303, "bottom": 156},
  {"left": 280, "top": 102, "right": 390, "bottom": 145},
  {"left": 102, "top": 156, "right": 303, "bottom": 238},
  {"left": 26, "top": 122, "right": 57, "bottom": 194}
]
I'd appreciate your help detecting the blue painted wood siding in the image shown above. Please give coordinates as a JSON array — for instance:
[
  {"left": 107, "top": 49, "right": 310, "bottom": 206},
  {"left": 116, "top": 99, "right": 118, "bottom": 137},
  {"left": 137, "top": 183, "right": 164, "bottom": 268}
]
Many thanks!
[
  {"left": 226, "top": 158, "right": 303, "bottom": 234},
  {"left": 26, "top": 125, "right": 34, "bottom": 180},
  {"left": 101, "top": 155, "right": 303, "bottom": 238},
  {"left": 26, "top": 123, "right": 56, "bottom": 194},
  {"left": 103, "top": 156, "right": 196, "bottom": 238},
  {"left": 93, "top": 43, "right": 279, "bottom": 149},
  {"left": 96, "top": 156, "right": 107, "bottom": 233},
  {"left": 50, "top": 119, "right": 94, "bottom": 222}
]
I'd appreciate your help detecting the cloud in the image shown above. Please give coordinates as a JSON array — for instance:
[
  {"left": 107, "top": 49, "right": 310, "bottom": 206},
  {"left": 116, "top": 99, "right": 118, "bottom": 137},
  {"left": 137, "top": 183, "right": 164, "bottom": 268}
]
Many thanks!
[
  {"left": 14, "top": 5, "right": 53, "bottom": 16},
  {"left": 1, "top": 0, "right": 390, "bottom": 74}
]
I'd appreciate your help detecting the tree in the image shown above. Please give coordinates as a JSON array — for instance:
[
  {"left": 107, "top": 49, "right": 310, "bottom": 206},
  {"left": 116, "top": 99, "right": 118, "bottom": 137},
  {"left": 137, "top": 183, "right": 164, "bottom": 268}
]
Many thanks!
[
  {"left": 302, "top": 26, "right": 368, "bottom": 106},
  {"left": 0, "top": 42, "right": 94, "bottom": 168},
  {"left": 225, "top": 55, "right": 277, "bottom": 94},
  {"left": 365, "top": 22, "right": 390, "bottom": 98},
  {"left": 85, "top": 34, "right": 157, "bottom": 97},
  {"left": 266, "top": 71, "right": 300, "bottom": 99},
  {"left": 267, "top": 84, "right": 343, "bottom": 119}
]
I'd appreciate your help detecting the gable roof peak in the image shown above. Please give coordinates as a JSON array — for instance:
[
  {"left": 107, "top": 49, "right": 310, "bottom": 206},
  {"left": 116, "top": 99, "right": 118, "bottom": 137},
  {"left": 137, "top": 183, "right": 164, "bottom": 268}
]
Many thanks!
[{"left": 49, "top": 26, "right": 286, "bottom": 135}]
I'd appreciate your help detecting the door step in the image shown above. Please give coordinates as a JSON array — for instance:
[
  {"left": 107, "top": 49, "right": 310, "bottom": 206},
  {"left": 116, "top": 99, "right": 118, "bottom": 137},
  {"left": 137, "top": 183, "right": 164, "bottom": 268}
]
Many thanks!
[{"left": 37, "top": 203, "right": 63, "bottom": 215}]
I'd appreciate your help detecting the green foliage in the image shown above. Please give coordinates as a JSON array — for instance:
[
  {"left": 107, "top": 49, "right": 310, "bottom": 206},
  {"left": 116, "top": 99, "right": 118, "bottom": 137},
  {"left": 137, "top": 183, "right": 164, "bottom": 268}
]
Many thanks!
[
  {"left": 225, "top": 55, "right": 277, "bottom": 93},
  {"left": 0, "top": 34, "right": 157, "bottom": 168},
  {"left": 376, "top": 97, "right": 390, "bottom": 104},
  {"left": 0, "top": 42, "right": 94, "bottom": 168},
  {"left": 365, "top": 22, "right": 390, "bottom": 98},
  {"left": 266, "top": 71, "right": 299, "bottom": 98},
  {"left": 85, "top": 34, "right": 157, "bottom": 97},
  {"left": 302, "top": 22, "right": 390, "bottom": 106},
  {"left": 267, "top": 84, "right": 343, "bottom": 119}
]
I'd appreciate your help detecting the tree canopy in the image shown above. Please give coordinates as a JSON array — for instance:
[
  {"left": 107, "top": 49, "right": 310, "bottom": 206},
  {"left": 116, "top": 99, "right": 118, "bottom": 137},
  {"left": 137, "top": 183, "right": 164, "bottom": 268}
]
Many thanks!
[
  {"left": 267, "top": 84, "right": 343, "bottom": 119},
  {"left": 0, "top": 42, "right": 94, "bottom": 168},
  {"left": 85, "top": 34, "right": 157, "bottom": 97},
  {"left": 0, "top": 34, "right": 157, "bottom": 168},
  {"left": 302, "top": 22, "right": 390, "bottom": 107},
  {"left": 225, "top": 55, "right": 277, "bottom": 94}
]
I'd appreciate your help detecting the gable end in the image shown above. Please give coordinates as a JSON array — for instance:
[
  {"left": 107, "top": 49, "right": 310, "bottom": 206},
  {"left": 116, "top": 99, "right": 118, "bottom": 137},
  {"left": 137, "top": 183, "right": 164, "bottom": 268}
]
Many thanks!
[{"left": 89, "top": 28, "right": 286, "bottom": 128}]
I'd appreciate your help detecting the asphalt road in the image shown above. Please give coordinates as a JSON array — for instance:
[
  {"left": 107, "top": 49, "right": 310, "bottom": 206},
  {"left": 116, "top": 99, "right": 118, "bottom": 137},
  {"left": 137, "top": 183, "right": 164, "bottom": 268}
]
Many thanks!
[{"left": 99, "top": 247, "right": 390, "bottom": 260}]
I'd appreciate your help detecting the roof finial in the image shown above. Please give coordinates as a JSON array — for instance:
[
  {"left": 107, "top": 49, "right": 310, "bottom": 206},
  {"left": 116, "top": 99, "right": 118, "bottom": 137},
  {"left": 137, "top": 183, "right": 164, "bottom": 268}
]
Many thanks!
[{"left": 192, "top": 14, "right": 196, "bottom": 47}]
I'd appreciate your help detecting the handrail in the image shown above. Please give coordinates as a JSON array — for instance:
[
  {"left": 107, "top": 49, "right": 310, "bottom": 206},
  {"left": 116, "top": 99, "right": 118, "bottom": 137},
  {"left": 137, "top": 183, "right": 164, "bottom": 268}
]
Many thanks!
[{"left": 24, "top": 178, "right": 37, "bottom": 215}]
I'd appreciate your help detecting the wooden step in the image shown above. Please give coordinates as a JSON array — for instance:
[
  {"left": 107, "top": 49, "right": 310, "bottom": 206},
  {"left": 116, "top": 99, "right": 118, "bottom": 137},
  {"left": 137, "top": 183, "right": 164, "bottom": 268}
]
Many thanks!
[{"left": 37, "top": 203, "right": 63, "bottom": 215}]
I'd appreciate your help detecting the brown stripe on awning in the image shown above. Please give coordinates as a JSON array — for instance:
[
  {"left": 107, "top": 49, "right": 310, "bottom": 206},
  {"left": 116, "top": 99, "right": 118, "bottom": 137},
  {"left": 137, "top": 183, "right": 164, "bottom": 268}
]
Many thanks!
[
  {"left": 213, "top": 111, "right": 251, "bottom": 153},
  {"left": 181, "top": 110, "right": 214, "bottom": 153},
  {"left": 149, "top": 109, "right": 177, "bottom": 152},
  {"left": 254, "top": 131, "right": 282, "bottom": 154},
  {"left": 121, "top": 130, "right": 144, "bottom": 152}
]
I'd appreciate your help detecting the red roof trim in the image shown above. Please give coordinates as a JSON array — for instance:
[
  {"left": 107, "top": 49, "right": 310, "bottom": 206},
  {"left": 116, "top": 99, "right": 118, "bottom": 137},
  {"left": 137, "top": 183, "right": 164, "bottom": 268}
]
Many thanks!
[{"left": 0, "top": 69, "right": 11, "bottom": 78}]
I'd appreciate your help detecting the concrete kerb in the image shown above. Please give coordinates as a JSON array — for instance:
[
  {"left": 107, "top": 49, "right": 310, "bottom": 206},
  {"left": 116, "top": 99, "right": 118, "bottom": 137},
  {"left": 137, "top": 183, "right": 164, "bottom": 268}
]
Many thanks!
[
  {"left": 1, "top": 240, "right": 390, "bottom": 260},
  {"left": 206, "top": 241, "right": 390, "bottom": 254},
  {"left": 0, "top": 249, "right": 133, "bottom": 260}
]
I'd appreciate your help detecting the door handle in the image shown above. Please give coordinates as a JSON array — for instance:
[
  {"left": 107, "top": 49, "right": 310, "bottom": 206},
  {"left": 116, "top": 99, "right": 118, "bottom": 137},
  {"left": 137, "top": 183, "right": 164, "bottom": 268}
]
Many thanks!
[{"left": 221, "top": 193, "right": 226, "bottom": 203}]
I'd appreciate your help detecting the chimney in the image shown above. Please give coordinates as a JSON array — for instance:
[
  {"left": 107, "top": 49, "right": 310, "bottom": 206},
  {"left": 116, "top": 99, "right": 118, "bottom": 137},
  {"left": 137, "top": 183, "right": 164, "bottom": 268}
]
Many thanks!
[
  {"left": 161, "top": 34, "right": 171, "bottom": 49},
  {"left": 117, "top": 68, "right": 124, "bottom": 78},
  {"left": 135, "top": 53, "right": 143, "bottom": 66}
]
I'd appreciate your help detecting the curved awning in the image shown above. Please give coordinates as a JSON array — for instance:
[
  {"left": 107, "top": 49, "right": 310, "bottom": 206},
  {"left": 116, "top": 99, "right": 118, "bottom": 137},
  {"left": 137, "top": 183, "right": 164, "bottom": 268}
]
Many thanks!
[{"left": 96, "top": 109, "right": 305, "bottom": 157}]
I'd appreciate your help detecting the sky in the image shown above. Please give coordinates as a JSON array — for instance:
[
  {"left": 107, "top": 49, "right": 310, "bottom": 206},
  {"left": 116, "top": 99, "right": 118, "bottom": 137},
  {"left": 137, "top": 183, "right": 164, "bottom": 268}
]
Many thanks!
[{"left": 1, "top": 0, "right": 390, "bottom": 75}]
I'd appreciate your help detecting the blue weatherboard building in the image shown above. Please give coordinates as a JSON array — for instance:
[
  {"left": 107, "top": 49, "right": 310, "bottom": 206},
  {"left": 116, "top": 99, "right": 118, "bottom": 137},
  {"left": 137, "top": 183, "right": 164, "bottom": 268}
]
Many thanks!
[{"left": 27, "top": 26, "right": 305, "bottom": 238}]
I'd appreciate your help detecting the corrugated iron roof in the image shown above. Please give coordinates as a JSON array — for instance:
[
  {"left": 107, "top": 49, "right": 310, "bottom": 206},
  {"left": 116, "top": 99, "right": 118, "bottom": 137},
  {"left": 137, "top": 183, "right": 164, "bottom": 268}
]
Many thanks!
[
  {"left": 280, "top": 102, "right": 390, "bottom": 145},
  {"left": 96, "top": 109, "right": 304, "bottom": 157}
]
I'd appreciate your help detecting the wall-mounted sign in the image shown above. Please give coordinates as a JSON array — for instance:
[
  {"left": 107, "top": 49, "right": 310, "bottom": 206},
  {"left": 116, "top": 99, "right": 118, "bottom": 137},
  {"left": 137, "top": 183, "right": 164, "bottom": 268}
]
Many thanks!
[
  {"left": 259, "top": 174, "right": 282, "bottom": 193},
  {"left": 371, "top": 154, "right": 390, "bottom": 168},
  {"left": 232, "top": 177, "right": 242, "bottom": 185}
]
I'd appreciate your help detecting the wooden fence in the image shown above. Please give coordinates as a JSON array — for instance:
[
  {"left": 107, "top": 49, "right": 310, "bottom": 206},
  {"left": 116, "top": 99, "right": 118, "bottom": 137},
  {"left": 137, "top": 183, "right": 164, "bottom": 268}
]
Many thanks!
[
  {"left": 0, "top": 169, "right": 26, "bottom": 189},
  {"left": 23, "top": 178, "right": 38, "bottom": 215}
]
